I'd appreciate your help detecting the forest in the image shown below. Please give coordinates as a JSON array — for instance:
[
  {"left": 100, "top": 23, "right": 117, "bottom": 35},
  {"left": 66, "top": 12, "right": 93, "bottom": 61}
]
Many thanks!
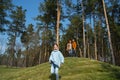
[{"left": 0, "top": 0, "right": 120, "bottom": 67}]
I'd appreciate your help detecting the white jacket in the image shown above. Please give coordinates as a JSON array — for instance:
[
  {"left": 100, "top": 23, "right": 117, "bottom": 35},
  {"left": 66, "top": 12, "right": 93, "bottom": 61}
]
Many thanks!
[{"left": 49, "top": 50, "right": 64, "bottom": 67}]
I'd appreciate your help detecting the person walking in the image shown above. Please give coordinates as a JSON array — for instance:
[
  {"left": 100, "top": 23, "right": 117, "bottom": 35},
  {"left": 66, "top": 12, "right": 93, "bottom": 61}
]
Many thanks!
[
  {"left": 49, "top": 43, "right": 64, "bottom": 80},
  {"left": 66, "top": 40, "right": 73, "bottom": 57},
  {"left": 72, "top": 39, "right": 77, "bottom": 57}
]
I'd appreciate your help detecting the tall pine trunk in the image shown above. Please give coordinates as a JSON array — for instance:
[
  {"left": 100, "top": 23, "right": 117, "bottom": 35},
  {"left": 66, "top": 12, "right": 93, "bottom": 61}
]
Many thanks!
[
  {"left": 102, "top": 0, "right": 115, "bottom": 65},
  {"left": 76, "top": 27, "right": 82, "bottom": 57},
  {"left": 81, "top": 0, "right": 86, "bottom": 57},
  {"left": 93, "top": 15, "right": 97, "bottom": 60},
  {"left": 56, "top": 0, "right": 61, "bottom": 46}
]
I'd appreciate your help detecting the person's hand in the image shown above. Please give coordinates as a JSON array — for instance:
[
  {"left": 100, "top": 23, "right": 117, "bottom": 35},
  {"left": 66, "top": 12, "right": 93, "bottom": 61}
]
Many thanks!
[
  {"left": 49, "top": 60, "right": 52, "bottom": 64},
  {"left": 61, "top": 62, "right": 64, "bottom": 64}
]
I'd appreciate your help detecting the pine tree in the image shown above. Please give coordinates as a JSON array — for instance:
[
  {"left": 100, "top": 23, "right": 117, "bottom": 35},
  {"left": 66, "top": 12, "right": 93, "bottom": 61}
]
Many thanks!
[
  {"left": 102, "top": 0, "right": 115, "bottom": 65},
  {"left": 0, "top": 0, "right": 12, "bottom": 32},
  {"left": 7, "top": 6, "right": 26, "bottom": 66}
]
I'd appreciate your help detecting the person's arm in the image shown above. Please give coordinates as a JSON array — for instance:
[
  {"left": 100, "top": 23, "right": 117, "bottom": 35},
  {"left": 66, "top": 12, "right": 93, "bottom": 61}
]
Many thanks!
[
  {"left": 59, "top": 51, "right": 64, "bottom": 63},
  {"left": 75, "top": 42, "right": 77, "bottom": 49},
  {"left": 66, "top": 43, "right": 68, "bottom": 50},
  {"left": 49, "top": 52, "right": 53, "bottom": 63}
]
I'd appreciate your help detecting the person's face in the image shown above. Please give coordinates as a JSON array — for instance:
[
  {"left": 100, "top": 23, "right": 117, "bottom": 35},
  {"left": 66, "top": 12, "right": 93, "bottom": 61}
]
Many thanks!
[
  {"left": 69, "top": 40, "right": 71, "bottom": 43},
  {"left": 54, "top": 44, "right": 58, "bottom": 50}
]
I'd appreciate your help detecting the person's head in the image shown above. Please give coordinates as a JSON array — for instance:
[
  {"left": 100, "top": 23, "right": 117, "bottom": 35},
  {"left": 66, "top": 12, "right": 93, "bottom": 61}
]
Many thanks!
[
  {"left": 72, "top": 39, "right": 75, "bottom": 42},
  {"left": 54, "top": 43, "right": 59, "bottom": 50},
  {"left": 69, "top": 40, "right": 71, "bottom": 43}
]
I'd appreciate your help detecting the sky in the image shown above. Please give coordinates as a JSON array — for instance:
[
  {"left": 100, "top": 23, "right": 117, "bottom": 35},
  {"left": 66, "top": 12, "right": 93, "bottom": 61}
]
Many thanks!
[{"left": 12, "top": 0, "right": 43, "bottom": 26}]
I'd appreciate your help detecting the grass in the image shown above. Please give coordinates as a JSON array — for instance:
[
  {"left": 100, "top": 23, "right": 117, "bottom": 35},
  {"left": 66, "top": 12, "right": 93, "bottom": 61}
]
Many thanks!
[{"left": 0, "top": 57, "right": 120, "bottom": 80}]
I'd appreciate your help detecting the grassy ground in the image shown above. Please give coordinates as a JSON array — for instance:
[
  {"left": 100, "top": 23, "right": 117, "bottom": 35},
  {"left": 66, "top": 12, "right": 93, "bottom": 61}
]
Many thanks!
[{"left": 0, "top": 57, "right": 120, "bottom": 80}]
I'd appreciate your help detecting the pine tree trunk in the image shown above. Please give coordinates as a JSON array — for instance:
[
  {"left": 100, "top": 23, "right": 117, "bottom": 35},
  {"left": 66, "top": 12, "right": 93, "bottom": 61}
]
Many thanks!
[
  {"left": 76, "top": 27, "right": 82, "bottom": 57},
  {"left": 81, "top": 0, "right": 86, "bottom": 57},
  {"left": 76, "top": 38, "right": 82, "bottom": 57},
  {"left": 94, "top": 32, "right": 97, "bottom": 60},
  {"left": 39, "top": 47, "right": 41, "bottom": 64},
  {"left": 93, "top": 16, "right": 97, "bottom": 60},
  {"left": 86, "top": 25, "right": 90, "bottom": 58},
  {"left": 102, "top": 38, "right": 104, "bottom": 61},
  {"left": 87, "top": 42, "right": 90, "bottom": 58},
  {"left": 26, "top": 47, "right": 28, "bottom": 67},
  {"left": 102, "top": 0, "right": 115, "bottom": 65},
  {"left": 56, "top": 0, "right": 61, "bottom": 46}
]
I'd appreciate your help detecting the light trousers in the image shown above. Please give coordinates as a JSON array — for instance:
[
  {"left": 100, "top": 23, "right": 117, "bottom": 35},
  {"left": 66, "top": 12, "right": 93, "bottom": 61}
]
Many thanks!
[{"left": 51, "top": 63, "right": 59, "bottom": 80}]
